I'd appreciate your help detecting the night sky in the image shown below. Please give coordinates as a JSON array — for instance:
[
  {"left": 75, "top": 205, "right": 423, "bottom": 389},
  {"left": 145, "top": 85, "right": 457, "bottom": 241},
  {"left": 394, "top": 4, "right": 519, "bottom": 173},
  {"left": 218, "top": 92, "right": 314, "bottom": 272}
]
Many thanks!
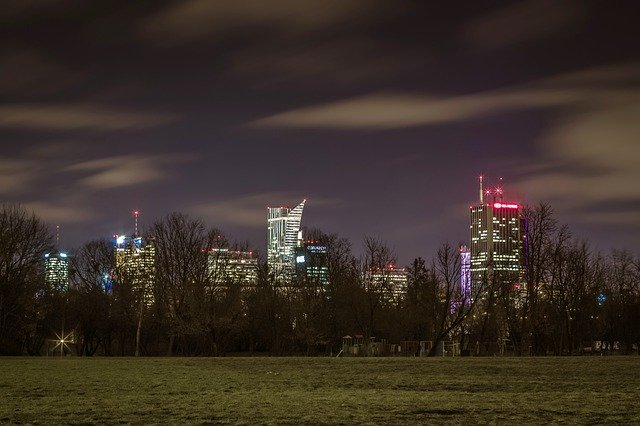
[{"left": 1, "top": 0, "right": 639, "bottom": 263}]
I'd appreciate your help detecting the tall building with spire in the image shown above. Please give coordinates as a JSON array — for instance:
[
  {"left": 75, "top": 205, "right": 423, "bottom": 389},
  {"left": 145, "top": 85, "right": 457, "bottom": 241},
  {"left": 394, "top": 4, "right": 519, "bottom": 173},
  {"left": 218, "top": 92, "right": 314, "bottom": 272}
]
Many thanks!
[
  {"left": 44, "top": 225, "right": 69, "bottom": 292},
  {"left": 267, "top": 199, "right": 305, "bottom": 280},
  {"left": 114, "top": 211, "right": 155, "bottom": 303},
  {"left": 469, "top": 177, "right": 524, "bottom": 285}
]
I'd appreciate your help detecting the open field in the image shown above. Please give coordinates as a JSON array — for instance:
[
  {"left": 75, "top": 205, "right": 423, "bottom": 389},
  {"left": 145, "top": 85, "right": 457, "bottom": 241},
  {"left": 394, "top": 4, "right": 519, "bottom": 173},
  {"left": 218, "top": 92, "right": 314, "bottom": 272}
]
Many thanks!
[{"left": 1, "top": 357, "right": 639, "bottom": 424}]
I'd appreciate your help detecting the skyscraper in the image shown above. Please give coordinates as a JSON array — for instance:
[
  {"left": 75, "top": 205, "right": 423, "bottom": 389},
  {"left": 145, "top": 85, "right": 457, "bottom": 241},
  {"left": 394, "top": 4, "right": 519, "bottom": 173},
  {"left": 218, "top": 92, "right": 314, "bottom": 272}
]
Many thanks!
[
  {"left": 366, "top": 264, "right": 409, "bottom": 304},
  {"left": 267, "top": 199, "right": 305, "bottom": 279},
  {"left": 207, "top": 248, "right": 258, "bottom": 288},
  {"left": 44, "top": 250, "right": 69, "bottom": 292},
  {"left": 294, "top": 241, "right": 329, "bottom": 286},
  {"left": 460, "top": 245, "right": 471, "bottom": 303},
  {"left": 44, "top": 226, "right": 69, "bottom": 292},
  {"left": 114, "top": 234, "right": 156, "bottom": 304},
  {"left": 469, "top": 177, "right": 523, "bottom": 285}
]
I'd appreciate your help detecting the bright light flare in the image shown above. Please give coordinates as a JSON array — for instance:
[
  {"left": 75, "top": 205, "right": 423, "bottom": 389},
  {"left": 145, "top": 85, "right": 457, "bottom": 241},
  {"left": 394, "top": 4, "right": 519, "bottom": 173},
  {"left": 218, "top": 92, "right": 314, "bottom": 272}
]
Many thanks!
[{"left": 51, "top": 329, "right": 75, "bottom": 356}]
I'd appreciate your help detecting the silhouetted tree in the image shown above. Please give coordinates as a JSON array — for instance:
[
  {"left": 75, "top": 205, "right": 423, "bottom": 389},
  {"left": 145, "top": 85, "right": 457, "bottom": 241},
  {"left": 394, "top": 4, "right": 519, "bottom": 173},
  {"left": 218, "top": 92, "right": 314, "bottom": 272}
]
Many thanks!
[
  {"left": 0, "top": 204, "right": 51, "bottom": 355},
  {"left": 151, "top": 213, "right": 214, "bottom": 355},
  {"left": 68, "top": 239, "right": 115, "bottom": 356}
]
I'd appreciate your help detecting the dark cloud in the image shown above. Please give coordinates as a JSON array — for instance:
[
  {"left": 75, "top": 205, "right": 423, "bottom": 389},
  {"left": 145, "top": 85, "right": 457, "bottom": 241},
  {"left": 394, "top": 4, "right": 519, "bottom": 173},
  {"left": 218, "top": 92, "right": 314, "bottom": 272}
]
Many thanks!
[
  {"left": 0, "top": 48, "right": 83, "bottom": 96},
  {"left": 0, "top": 158, "right": 37, "bottom": 194},
  {"left": 24, "top": 200, "right": 94, "bottom": 225},
  {"left": 1, "top": 1, "right": 639, "bottom": 259},
  {"left": 226, "top": 38, "right": 423, "bottom": 89},
  {"left": 65, "top": 154, "right": 195, "bottom": 190},
  {"left": 0, "top": 0, "right": 68, "bottom": 22},
  {"left": 0, "top": 103, "right": 178, "bottom": 132},
  {"left": 253, "top": 64, "right": 640, "bottom": 130},
  {"left": 462, "top": 0, "right": 587, "bottom": 50},
  {"left": 138, "top": 0, "right": 392, "bottom": 45},
  {"left": 192, "top": 192, "right": 306, "bottom": 228},
  {"left": 252, "top": 89, "right": 580, "bottom": 129}
]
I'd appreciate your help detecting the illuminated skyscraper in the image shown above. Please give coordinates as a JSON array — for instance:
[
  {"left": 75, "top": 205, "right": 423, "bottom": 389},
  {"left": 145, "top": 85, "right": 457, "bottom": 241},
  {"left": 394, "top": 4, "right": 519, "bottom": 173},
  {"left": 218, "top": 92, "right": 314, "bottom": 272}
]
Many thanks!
[
  {"left": 469, "top": 177, "right": 523, "bottom": 285},
  {"left": 295, "top": 242, "right": 329, "bottom": 286},
  {"left": 460, "top": 246, "right": 471, "bottom": 303},
  {"left": 207, "top": 248, "right": 258, "bottom": 287},
  {"left": 44, "top": 226, "right": 69, "bottom": 292},
  {"left": 44, "top": 250, "right": 69, "bottom": 292},
  {"left": 267, "top": 199, "right": 305, "bottom": 279},
  {"left": 366, "top": 264, "right": 408, "bottom": 304},
  {"left": 114, "top": 234, "right": 156, "bottom": 304}
]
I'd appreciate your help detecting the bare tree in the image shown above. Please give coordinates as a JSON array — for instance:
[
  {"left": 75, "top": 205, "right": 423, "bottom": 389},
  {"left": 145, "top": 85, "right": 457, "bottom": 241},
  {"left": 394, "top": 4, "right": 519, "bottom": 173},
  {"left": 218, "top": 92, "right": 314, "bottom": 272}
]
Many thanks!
[
  {"left": 427, "top": 243, "right": 485, "bottom": 356},
  {"left": 151, "top": 213, "right": 211, "bottom": 355},
  {"left": 602, "top": 249, "right": 640, "bottom": 354},
  {"left": 355, "top": 237, "right": 396, "bottom": 346},
  {"left": 507, "top": 202, "right": 559, "bottom": 355},
  {"left": 405, "top": 257, "right": 436, "bottom": 344},
  {"left": 0, "top": 204, "right": 51, "bottom": 355},
  {"left": 69, "top": 239, "right": 115, "bottom": 356}
]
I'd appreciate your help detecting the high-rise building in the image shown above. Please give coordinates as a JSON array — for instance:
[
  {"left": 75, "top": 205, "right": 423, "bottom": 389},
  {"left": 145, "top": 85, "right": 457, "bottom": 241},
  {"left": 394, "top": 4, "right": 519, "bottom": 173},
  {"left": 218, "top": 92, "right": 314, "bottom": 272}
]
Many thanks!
[
  {"left": 44, "top": 250, "right": 69, "bottom": 292},
  {"left": 114, "top": 234, "right": 156, "bottom": 304},
  {"left": 366, "top": 264, "right": 408, "bottom": 304},
  {"left": 267, "top": 199, "right": 305, "bottom": 279},
  {"left": 460, "top": 245, "right": 471, "bottom": 303},
  {"left": 207, "top": 248, "right": 258, "bottom": 287},
  {"left": 294, "top": 242, "right": 329, "bottom": 286},
  {"left": 469, "top": 176, "right": 524, "bottom": 285}
]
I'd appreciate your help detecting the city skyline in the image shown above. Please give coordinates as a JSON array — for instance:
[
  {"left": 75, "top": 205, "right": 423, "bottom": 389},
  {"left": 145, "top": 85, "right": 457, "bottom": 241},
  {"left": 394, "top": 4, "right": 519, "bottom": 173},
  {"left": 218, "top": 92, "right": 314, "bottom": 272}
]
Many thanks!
[
  {"left": 1, "top": 1, "right": 639, "bottom": 264},
  {"left": 25, "top": 172, "right": 638, "bottom": 266}
]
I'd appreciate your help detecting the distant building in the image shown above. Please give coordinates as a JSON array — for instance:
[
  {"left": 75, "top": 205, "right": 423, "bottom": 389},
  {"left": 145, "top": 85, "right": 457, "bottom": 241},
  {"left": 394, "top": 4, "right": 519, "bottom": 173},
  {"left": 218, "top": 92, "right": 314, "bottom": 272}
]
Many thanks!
[
  {"left": 44, "top": 250, "right": 69, "bottom": 292},
  {"left": 114, "top": 234, "right": 156, "bottom": 304},
  {"left": 267, "top": 199, "right": 305, "bottom": 280},
  {"left": 460, "top": 246, "right": 471, "bottom": 303},
  {"left": 207, "top": 248, "right": 258, "bottom": 287},
  {"left": 469, "top": 176, "right": 524, "bottom": 285},
  {"left": 294, "top": 242, "right": 329, "bottom": 286},
  {"left": 366, "top": 264, "right": 408, "bottom": 304}
]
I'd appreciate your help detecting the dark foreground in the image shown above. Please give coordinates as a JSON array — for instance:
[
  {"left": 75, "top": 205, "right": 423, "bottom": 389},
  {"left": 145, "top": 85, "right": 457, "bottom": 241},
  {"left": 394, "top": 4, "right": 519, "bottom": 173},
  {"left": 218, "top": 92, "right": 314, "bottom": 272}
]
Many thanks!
[{"left": 1, "top": 357, "right": 639, "bottom": 424}]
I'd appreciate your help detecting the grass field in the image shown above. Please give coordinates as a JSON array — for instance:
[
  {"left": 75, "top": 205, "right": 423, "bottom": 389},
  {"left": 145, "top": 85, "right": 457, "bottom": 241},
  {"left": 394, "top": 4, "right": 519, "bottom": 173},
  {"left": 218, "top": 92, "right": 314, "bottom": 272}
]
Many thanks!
[{"left": 1, "top": 356, "right": 639, "bottom": 424}]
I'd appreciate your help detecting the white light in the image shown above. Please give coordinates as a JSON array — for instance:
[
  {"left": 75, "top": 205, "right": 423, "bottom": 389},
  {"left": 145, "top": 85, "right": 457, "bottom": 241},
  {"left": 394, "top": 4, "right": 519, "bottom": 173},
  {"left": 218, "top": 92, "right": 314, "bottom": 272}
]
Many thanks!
[{"left": 296, "top": 255, "right": 305, "bottom": 263}]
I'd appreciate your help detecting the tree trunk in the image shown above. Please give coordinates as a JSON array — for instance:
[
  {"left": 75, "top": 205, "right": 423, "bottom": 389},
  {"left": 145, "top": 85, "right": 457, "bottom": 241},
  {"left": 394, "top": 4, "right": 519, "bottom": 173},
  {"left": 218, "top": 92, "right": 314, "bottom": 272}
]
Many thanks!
[
  {"left": 135, "top": 297, "right": 144, "bottom": 357},
  {"left": 167, "top": 334, "right": 175, "bottom": 356}
]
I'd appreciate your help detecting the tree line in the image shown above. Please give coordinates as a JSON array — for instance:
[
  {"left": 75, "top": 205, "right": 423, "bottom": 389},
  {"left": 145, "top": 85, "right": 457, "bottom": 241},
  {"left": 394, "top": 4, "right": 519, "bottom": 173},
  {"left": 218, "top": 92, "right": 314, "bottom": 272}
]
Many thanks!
[{"left": 0, "top": 203, "right": 638, "bottom": 356}]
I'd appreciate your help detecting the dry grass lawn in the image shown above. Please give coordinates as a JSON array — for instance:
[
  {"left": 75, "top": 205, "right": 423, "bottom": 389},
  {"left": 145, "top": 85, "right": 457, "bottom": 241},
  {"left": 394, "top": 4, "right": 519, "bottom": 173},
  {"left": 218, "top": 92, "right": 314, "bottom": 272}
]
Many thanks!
[{"left": 1, "top": 356, "right": 639, "bottom": 424}]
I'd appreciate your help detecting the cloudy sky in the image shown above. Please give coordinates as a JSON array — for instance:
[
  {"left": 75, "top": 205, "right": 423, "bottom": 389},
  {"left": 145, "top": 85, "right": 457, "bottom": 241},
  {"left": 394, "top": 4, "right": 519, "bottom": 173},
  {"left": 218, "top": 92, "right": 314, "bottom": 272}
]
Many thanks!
[{"left": 1, "top": 0, "right": 639, "bottom": 262}]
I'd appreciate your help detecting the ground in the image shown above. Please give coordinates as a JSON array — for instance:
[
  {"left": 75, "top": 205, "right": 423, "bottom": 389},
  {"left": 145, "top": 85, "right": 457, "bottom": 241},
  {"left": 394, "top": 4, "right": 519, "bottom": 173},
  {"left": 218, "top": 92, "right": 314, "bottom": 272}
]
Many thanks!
[{"left": 1, "top": 356, "right": 639, "bottom": 424}]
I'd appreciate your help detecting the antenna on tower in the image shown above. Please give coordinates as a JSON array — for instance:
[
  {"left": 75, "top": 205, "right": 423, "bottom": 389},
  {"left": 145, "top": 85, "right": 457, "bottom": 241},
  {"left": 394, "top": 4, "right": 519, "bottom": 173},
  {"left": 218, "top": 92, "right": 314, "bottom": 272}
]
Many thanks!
[
  {"left": 133, "top": 210, "right": 140, "bottom": 236},
  {"left": 56, "top": 225, "right": 60, "bottom": 248},
  {"left": 479, "top": 175, "right": 484, "bottom": 204}
]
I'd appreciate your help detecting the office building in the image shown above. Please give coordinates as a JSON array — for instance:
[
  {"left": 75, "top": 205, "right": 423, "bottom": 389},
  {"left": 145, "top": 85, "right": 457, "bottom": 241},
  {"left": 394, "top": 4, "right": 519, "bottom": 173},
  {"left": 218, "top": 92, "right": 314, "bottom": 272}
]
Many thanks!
[
  {"left": 267, "top": 199, "right": 305, "bottom": 280},
  {"left": 207, "top": 248, "right": 258, "bottom": 287},
  {"left": 114, "top": 234, "right": 156, "bottom": 304},
  {"left": 294, "top": 242, "right": 329, "bottom": 286},
  {"left": 469, "top": 176, "right": 524, "bottom": 285},
  {"left": 44, "top": 250, "right": 69, "bottom": 292},
  {"left": 367, "top": 264, "right": 408, "bottom": 304},
  {"left": 460, "top": 245, "right": 471, "bottom": 303}
]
